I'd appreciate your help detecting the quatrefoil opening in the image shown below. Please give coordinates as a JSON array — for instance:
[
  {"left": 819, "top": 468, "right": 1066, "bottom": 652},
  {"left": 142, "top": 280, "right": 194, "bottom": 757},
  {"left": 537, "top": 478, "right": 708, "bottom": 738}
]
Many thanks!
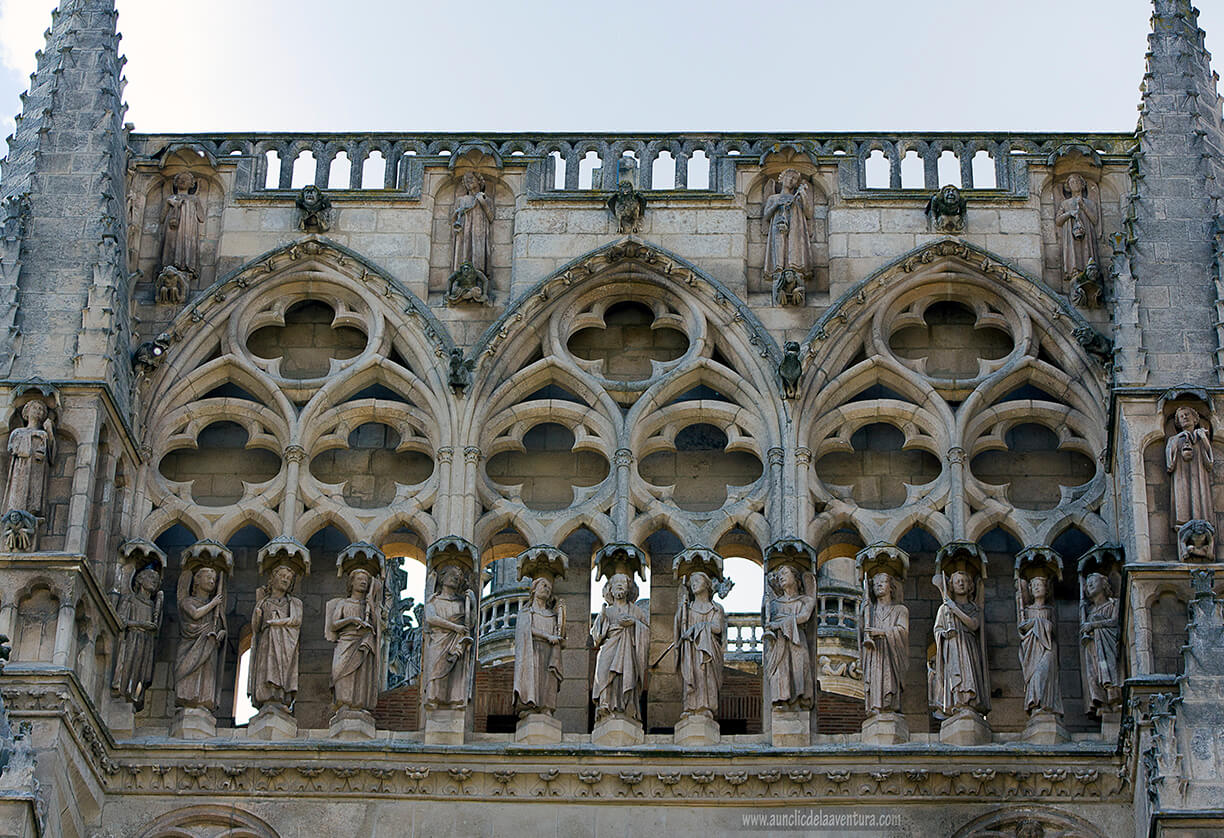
[
  {"left": 814, "top": 422, "right": 941, "bottom": 510},
  {"left": 309, "top": 422, "right": 434, "bottom": 509},
  {"left": 158, "top": 421, "right": 282, "bottom": 506},
  {"left": 485, "top": 422, "right": 610, "bottom": 511},
  {"left": 566, "top": 300, "right": 688, "bottom": 382},
  {"left": 246, "top": 299, "right": 367, "bottom": 380},
  {"left": 888, "top": 300, "right": 1013, "bottom": 380},
  {"left": 969, "top": 422, "right": 1095, "bottom": 510},
  {"left": 637, "top": 423, "right": 763, "bottom": 512}
]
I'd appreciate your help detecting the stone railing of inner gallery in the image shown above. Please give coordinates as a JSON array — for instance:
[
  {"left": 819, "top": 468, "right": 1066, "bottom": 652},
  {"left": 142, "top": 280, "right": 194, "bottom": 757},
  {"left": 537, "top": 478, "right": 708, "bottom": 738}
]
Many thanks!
[
  {"left": 477, "top": 589, "right": 527, "bottom": 667},
  {"left": 128, "top": 131, "right": 1134, "bottom": 200}
]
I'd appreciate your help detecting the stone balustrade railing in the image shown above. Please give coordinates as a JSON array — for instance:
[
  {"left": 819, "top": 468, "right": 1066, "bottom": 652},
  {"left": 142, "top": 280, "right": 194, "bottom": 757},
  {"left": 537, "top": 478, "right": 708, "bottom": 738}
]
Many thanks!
[{"left": 128, "top": 131, "right": 1134, "bottom": 200}]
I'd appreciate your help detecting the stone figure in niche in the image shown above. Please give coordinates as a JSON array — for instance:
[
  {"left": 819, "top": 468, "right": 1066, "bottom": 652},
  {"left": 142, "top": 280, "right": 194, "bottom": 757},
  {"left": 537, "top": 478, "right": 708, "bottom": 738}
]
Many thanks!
[
  {"left": 296, "top": 185, "right": 332, "bottom": 233},
  {"left": 513, "top": 576, "right": 565, "bottom": 716},
  {"left": 675, "top": 570, "right": 726, "bottom": 719},
  {"left": 930, "top": 570, "right": 989, "bottom": 718},
  {"left": 926, "top": 184, "right": 967, "bottom": 234},
  {"left": 1080, "top": 571, "right": 1122, "bottom": 715},
  {"left": 1178, "top": 518, "right": 1216, "bottom": 562},
  {"left": 445, "top": 262, "right": 491, "bottom": 306},
  {"left": 422, "top": 565, "right": 476, "bottom": 710},
  {"left": 861, "top": 571, "right": 909, "bottom": 716},
  {"left": 763, "top": 564, "right": 818, "bottom": 710},
  {"left": 1166, "top": 406, "right": 1214, "bottom": 530},
  {"left": 249, "top": 564, "right": 303, "bottom": 710},
  {"left": 763, "top": 169, "right": 813, "bottom": 306},
  {"left": 607, "top": 180, "right": 646, "bottom": 234},
  {"left": 3, "top": 398, "right": 54, "bottom": 522},
  {"left": 1016, "top": 574, "right": 1064, "bottom": 717},
  {"left": 156, "top": 268, "right": 189, "bottom": 306},
  {"left": 448, "top": 172, "right": 492, "bottom": 301},
  {"left": 111, "top": 565, "right": 163, "bottom": 710},
  {"left": 324, "top": 567, "right": 381, "bottom": 712},
  {"left": 448, "top": 347, "right": 475, "bottom": 395},
  {"left": 0, "top": 510, "right": 36, "bottom": 553},
  {"left": 158, "top": 172, "right": 204, "bottom": 278},
  {"left": 591, "top": 572, "right": 650, "bottom": 721},
  {"left": 1055, "top": 173, "right": 1102, "bottom": 306},
  {"left": 173, "top": 565, "right": 227, "bottom": 710},
  {"left": 778, "top": 341, "right": 803, "bottom": 400}
]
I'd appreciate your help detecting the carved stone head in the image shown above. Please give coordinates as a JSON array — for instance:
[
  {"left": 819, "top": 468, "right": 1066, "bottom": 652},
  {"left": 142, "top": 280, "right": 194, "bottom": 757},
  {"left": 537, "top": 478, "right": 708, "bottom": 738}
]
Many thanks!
[
  {"left": 462, "top": 171, "right": 484, "bottom": 194},
  {"left": 133, "top": 566, "right": 162, "bottom": 595},
  {"left": 1174, "top": 405, "right": 1203, "bottom": 432},
  {"left": 1178, "top": 518, "right": 1216, "bottom": 562},
  {"left": 346, "top": 567, "right": 372, "bottom": 597},
  {"left": 1063, "top": 173, "right": 1086, "bottom": 197},
  {"left": 172, "top": 171, "right": 197, "bottom": 194},
  {"left": 19, "top": 398, "right": 47, "bottom": 426},
  {"left": 1084, "top": 571, "right": 1112, "bottom": 601},
  {"left": 779, "top": 168, "right": 801, "bottom": 191}
]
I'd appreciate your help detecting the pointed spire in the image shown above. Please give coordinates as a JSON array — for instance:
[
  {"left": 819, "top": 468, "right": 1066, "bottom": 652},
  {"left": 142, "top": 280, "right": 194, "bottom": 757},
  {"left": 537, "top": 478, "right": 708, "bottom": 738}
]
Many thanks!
[
  {"left": 0, "top": 0, "right": 132, "bottom": 396},
  {"left": 1126, "top": 0, "right": 1224, "bottom": 386}
]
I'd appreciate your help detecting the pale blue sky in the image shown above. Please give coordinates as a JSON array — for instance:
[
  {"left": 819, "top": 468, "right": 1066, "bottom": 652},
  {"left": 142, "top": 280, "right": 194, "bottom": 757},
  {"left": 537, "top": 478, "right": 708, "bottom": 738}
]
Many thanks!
[{"left": 1, "top": 0, "right": 1221, "bottom": 137}]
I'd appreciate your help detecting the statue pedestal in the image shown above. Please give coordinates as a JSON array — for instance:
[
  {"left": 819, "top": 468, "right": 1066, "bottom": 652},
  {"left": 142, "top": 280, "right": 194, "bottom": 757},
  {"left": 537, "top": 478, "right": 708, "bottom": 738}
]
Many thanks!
[
  {"left": 328, "top": 708, "right": 376, "bottom": 741},
  {"left": 104, "top": 698, "right": 135, "bottom": 737},
  {"left": 591, "top": 715, "right": 643, "bottom": 747},
  {"left": 172, "top": 706, "right": 216, "bottom": 740},
  {"left": 424, "top": 709, "right": 466, "bottom": 746},
  {"left": 248, "top": 703, "right": 298, "bottom": 740},
  {"left": 515, "top": 713, "right": 562, "bottom": 745},
  {"left": 1023, "top": 710, "right": 1068, "bottom": 744},
  {"left": 939, "top": 711, "right": 991, "bottom": 746},
  {"left": 674, "top": 713, "right": 720, "bottom": 746},
  {"left": 770, "top": 708, "right": 811, "bottom": 747},
  {"left": 861, "top": 712, "right": 909, "bottom": 745}
]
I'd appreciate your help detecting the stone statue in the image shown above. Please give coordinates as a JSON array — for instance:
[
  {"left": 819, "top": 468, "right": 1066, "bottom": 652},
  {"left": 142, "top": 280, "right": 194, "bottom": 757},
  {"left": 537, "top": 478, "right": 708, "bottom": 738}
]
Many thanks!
[
  {"left": 607, "top": 180, "right": 646, "bottom": 234},
  {"left": 763, "top": 169, "right": 813, "bottom": 306},
  {"left": 930, "top": 569, "right": 989, "bottom": 718},
  {"left": 159, "top": 172, "right": 204, "bottom": 278},
  {"left": 3, "top": 398, "right": 54, "bottom": 520},
  {"left": 448, "top": 347, "right": 475, "bottom": 395},
  {"left": 513, "top": 576, "right": 565, "bottom": 716},
  {"left": 926, "top": 184, "right": 967, "bottom": 234},
  {"left": 778, "top": 340, "right": 803, "bottom": 399},
  {"left": 324, "top": 567, "right": 381, "bottom": 713},
  {"left": 249, "top": 564, "right": 303, "bottom": 710},
  {"left": 173, "top": 565, "right": 227, "bottom": 711},
  {"left": 763, "top": 564, "right": 818, "bottom": 710},
  {"left": 591, "top": 572, "right": 649, "bottom": 721},
  {"left": 0, "top": 510, "right": 36, "bottom": 552},
  {"left": 422, "top": 566, "right": 476, "bottom": 710},
  {"left": 1178, "top": 518, "right": 1216, "bottom": 561},
  {"left": 296, "top": 185, "right": 332, "bottom": 233},
  {"left": 445, "top": 261, "right": 491, "bottom": 306},
  {"left": 1016, "top": 575, "right": 1064, "bottom": 717},
  {"left": 111, "top": 565, "right": 163, "bottom": 710},
  {"left": 451, "top": 172, "right": 492, "bottom": 278},
  {"left": 1055, "top": 173, "right": 1101, "bottom": 302},
  {"left": 674, "top": 570, "right": 726, "bottom": 720},
  {"left": 861, "top": 570, "right": 909, "bottom": 716},
  {"left": 1080, "top": 571, "right": 1121, "bottom": 715},
  {"left": 132, "top": 334, "right": 171, "bottom": 378},
  {"left": 1166, "top": 406, "right": 1214, "bottom": 530}
]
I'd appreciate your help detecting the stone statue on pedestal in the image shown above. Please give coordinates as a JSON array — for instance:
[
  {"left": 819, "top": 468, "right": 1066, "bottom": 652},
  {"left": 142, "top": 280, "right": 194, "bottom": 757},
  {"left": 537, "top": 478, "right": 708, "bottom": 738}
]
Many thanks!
[
  {"left": 112, "top": 565, "right": 163, "bottom": 710},
  {"left": 591, "top": 572, "right": 649, "bottom": 721},
  {"left": 862, "top": 570, "right": 909, "bottom": 715},
  {"left": 1166, "top": 406, "right": 1214, "bottom": 531},
  {"left": 1080, "top": 571, "right": 1122, "bottom": 715},
  {"left": 324, "top": 567, "right": 381, "bottom": 713},
  {"left": 930, "top": 569, "right": 989, "bottom": 719},
  {"left": 763, "top": 169, "right": 813, "bottom": 306},
  {"left": 675, "top": 570, "right": 726, "bottom": 720},
  {"left": 249, "top": 563, "right": 303, "bottom": 711},
  {"left": 3, "top": 399, "right": 53, "bottom": 524},
  {"left": 159, "top": 172, "right": 204, "bottom": 279},
  {"left": 763, "top": 564, "right": 818, "bottom": 711},
  {"left": 422, "top": 566, "right": 475, "bottom": 710},
  {"left": 174, "top": 566, "right": 227, "bottom": 711},
  {"left": 1017, "top": 574, "right": 1063, "bottom": 716},
  {"left": 513, "top": 576, "right": 564, "bottom": 716}
]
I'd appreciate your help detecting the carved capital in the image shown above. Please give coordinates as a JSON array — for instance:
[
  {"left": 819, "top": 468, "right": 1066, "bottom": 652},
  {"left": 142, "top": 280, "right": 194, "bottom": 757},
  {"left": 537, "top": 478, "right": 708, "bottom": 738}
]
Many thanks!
[
  {"left": 283, "top": 444, "right": 306, "bottom": 464},
  {"left": 436, "top": 446, "right": 454, "bottom": 463},
  {"left": 463, "top": 446, "right": 482, "bottom": 465},
  {"left": 945, "top": 447, "right": 966, "bottom": 465},
  {"left": 614, "top": 448, "right": 634, "bottom": 468},
  {"left": 767, "top": 447, "right": 785, "bottom": 467},
  {"left": 795, "top": 447, "right": 812, "bottom": 466}
]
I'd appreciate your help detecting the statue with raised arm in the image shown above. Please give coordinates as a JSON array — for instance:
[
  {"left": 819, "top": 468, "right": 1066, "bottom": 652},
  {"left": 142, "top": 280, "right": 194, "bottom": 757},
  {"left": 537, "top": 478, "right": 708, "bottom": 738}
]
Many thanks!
[
  {"left": 763, "top": 564, "right": 818, "bottom": 710},
  {"left": 675, "top": 570, "right": 726, "bottom": 719},
  {"left": 3, "top": 398, "right": 54, "bottom": 521},
  {"left": 591, "top": 572, "right": 650, "bottom": 721},
  {"left": 173, "top": 565, "right": 227, "bottom": 710},
  {"left": 159, "top": 171, "right": 204, "bottom": 278},
  {"left": 1167, "top": 406, "right": 1214, "bottom": 530},
  {"left": 422, "top": 566, "right": 476, "bottom": 710},
  {"left": 324, "top": 567, "right": 381, "bottom": 712},
  {"left": 513, "top": 576, "right": 565, "bottom": 716},
  {"left": 862, "top": 570, "right": 909, "bottom": 715},
  {"left": 249, "top": 563, "right": 303, "bottom": 710},
  {"left": 112, "top": 565, "right": 163, "bottom": 710},
  {"left": 930, "top": 569, "right": 989, "bottom": 718}
]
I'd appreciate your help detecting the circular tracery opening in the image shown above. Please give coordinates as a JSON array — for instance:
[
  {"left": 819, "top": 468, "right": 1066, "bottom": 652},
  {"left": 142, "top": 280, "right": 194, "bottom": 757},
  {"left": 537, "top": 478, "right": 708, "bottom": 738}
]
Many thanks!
[{"left": 567, "top": 300, "right": 688, "bottom": 381}]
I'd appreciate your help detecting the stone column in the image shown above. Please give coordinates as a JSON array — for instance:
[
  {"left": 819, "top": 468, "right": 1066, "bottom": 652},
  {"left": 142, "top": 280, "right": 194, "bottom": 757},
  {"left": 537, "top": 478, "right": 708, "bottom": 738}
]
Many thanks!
[
  {"left": 248, "top": 536, "right": 310, "bottom": 741},
  {"left": 945, "top": 447, "right": 967, "bottom": 538},
  {"left": 50, "top": 585, "right": 76, "bottom": 668},
  {"left": 279, "top": 445, "right": 306, "bottom": 535},
  {"left": 421, "top": 536, "right": 478, "bottom": 745},
  {"left": 612, "top": 449, "right": 633, "bottom": 535},
  {"left": 763, "top": 538, "right": 818, "bottom": 747}
]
